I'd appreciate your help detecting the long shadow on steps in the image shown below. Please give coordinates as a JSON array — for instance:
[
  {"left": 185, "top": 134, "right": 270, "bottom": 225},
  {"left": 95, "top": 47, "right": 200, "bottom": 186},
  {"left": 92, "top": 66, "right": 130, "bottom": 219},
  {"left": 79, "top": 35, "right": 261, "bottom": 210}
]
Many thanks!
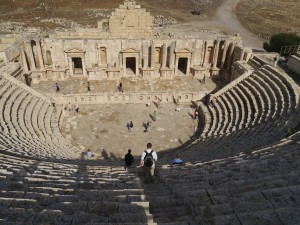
[{"left": 132, "top": 167, "right": 198, "bottom": 225}]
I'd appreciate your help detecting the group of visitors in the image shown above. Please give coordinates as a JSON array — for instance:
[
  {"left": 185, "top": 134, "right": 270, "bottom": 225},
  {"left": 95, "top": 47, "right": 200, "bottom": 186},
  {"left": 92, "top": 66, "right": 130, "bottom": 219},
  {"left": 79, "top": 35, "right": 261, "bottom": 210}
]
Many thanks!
[
  {"left": 126, "top": 111, "right": 156, "bottom": 133},
  {"left": 83, "top": 142, "right": 183, "bottom": 184},
  {"left": 124, "top": 142, "right": 184, "bottom": 183}
]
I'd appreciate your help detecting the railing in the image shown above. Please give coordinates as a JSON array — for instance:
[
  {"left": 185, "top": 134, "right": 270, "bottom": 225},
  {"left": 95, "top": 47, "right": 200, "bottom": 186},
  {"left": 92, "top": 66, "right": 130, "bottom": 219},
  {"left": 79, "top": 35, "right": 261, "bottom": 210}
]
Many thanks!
[{"left": 280, "top": 45, "right": 300, "bottom": 56}]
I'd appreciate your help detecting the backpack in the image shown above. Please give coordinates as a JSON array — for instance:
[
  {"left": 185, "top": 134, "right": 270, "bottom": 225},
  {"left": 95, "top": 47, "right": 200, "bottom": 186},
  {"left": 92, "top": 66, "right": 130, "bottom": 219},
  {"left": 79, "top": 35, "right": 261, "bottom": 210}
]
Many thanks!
[{"left": 143, "top": 150, "right": 154, "bottom": 167}]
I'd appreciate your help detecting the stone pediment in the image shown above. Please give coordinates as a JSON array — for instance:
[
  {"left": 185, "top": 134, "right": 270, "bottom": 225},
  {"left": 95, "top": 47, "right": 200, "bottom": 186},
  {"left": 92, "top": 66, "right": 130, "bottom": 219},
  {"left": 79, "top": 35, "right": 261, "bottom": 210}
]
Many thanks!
[
  {"left": 176, "top": 48, "right": 191, "bottom": 54},
  {"left": 65, "top": 48, "right": 86, "bottom": 53},
  {"left": 121, "top": 48, "right": 139, "bottom": 53}
]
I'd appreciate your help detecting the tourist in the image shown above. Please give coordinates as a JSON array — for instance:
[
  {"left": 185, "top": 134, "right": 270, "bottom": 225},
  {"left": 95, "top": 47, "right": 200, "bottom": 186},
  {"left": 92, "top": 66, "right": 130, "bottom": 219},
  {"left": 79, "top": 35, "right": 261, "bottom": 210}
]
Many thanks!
[
  {"left": 118, "top": 82, "right": 123, "bottom": 92},
  {"left": 172, "top": 154, "right": 183, "bottom": 165},
  {"left": 128, "top": 121, "right": 133, "bottom": 132},
  {"left": 124, "top": 149, "right": 135, "bottom": 170},
  {"left": 145, "top": 121, "right": 151, "bottom": 132},
  {"left": 204, "top": 93, "right": 210, "bottom": 106},
  {"left": 86, "top": 149, "right": 94, "bottom": 158},
  {"left": 201, "top": 75, "right": 206, "bottom": 84},
  {"left": 193, "top": 110, "right": 198, "bottom": 120},
  {"left": 152, "top": 111, "right": 157, "bottom": 121},
  {"left": 56, "top": 82, "right": 60, "bottom": 93},
  {"left": 210, "top": 97, "right": 216, "bottom": 108},
  {"left": 87, "top": 82, "right": 91, "bottom": 92},
  {"left": 140, "top": 143, "right": 158, "bottom": 183},
  {"left": 75, "top": 104, "right": 79, "bottom": 113}
]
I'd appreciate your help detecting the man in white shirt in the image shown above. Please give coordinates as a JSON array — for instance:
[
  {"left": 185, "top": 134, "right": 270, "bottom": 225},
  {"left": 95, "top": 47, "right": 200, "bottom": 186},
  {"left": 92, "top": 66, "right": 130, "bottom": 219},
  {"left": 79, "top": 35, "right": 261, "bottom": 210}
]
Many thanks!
[{"left": 140, "top": 143, "right": 158, "bottom": 183}]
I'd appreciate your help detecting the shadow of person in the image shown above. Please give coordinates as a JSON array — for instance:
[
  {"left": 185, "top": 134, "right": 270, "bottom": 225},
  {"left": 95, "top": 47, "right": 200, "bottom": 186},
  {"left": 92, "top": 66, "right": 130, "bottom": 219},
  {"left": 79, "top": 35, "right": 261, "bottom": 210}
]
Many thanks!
[
  {"left": 153, "top": 101, "right": 159, "bottom": 108},
  {"left": 80, "top": 151, "right": 85, "bottom": 160},
  {"left": 142, "top": 122, "right": 148, "bottom": 133},
  {"left": 101, "top": 149, "right": 109, "bottom": 159},
  {"left": 110, "top": 152, "right": 117, "bottom": 160},
  {"left": 190, "top": 100, "right": 197, "bottom": 108}
]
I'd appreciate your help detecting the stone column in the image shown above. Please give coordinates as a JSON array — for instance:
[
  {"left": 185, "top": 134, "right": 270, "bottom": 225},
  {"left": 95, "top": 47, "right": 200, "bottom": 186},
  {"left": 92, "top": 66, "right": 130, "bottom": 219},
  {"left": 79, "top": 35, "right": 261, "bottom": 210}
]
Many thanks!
[
  {"left": 82, "top": 57, "right": 87, "bottom": 77},
  {"left": 240, "top": 49, "right": 245, "bottom": 61},
  {"left": 169, "top": 42, "right": 175, "bottom": 69},
  {"left": 20, "top": 47, "right": 29, "bottom": 74},
  {"left": 186, "top": 57, "right": 191, "bottom": 75},
  {"left": 143, "top": 42, "right": 148, "bottom": 68},
  {"left": 68, "top": 57, "right": 73, "bottom": 77},
  {"left": 123, "top": 56, "right": 126, "bottom": 76},
  {"left": 35, "top": 40, "right": 44, "bottom": 69},
  {"left": 220, "top": 41, "right": 229, "bottom": 69},
  {"left": 150, "top": 42, "right": 155, "bottom": 68},
  {"left": 135, "top": 56, "right": 138, "bottom": 76},
  {"left": 175, "top": 56, "right": 179, "bottom": 75},
  {"left": 28, "top": 42, "right": 36, "bottom": 70},
  {"left": 161, "top": 43, "right": 167, "bottom": 68},
  {"left": 213, "top": 40, "right": 220, "bottom": 69},
  {"left": 118, "top": 53, "right": 122, "bottom": 68},
  {"left": 226, "top": 43, "right": 235, "bottom": 69},
  {"left": 202, "top": 41, "right": 208, "bottom": 66},
  {"left": 191, "top": 41, "right": 196, "bottom": 66}
]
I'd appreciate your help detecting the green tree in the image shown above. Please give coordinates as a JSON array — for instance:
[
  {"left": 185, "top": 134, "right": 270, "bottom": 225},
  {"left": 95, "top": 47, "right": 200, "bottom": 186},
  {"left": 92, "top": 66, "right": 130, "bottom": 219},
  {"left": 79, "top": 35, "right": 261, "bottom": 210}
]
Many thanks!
[{"left": 263, "top": 33, "right": 300, "bottom": 54}]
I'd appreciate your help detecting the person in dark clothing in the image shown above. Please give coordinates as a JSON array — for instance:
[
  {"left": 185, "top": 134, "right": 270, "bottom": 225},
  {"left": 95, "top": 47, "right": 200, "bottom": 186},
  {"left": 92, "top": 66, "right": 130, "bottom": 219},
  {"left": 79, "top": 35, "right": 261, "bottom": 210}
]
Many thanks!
[
  {"left": 87, "top": 82, "right": 91, "bottom": 92},
  {"left": 56, "top": 83, "right": 60, "bottom": 93},
  {"left": 204, "top": 93, "right": 210, "bottom": 106},
  {"left": 124, "top": 149, "right": 135, "bottom": 170}
]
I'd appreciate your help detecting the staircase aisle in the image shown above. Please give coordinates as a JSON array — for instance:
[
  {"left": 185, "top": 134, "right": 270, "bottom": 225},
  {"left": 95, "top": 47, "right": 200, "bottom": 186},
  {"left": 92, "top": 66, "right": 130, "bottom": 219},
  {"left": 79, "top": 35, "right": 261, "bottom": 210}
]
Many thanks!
[{"left": 137, "top": 168, "right": 198, "bottom": 225}]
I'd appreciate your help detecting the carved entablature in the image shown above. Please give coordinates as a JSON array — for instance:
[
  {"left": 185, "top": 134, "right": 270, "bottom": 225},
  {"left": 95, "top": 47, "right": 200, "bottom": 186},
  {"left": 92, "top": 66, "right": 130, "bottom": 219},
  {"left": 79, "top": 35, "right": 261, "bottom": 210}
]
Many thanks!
[
  {"left": 65, "top": 48, "right": 86, "bottom": 57},
  {"left": 175, "top": 48, "right": 192, "bottom": 58}
]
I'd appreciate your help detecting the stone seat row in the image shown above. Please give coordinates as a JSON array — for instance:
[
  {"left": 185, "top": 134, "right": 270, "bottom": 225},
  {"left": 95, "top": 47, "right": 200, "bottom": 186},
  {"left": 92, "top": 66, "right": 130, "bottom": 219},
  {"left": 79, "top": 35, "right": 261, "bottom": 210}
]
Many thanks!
[
  {"left": 158, "top": 137, "right": 300, "bottom": 225},
  {"left": 0, "top": 148, "right": 200, "bottom": 225},
  {"left": 0, "top": 64, "right": 79, "bottom": 159},
  {"left": 200, "top": 65, "right": 297, "bottom": 139},
  {"left": 0, "top": 150, "right": 161, "bottom": 225}
]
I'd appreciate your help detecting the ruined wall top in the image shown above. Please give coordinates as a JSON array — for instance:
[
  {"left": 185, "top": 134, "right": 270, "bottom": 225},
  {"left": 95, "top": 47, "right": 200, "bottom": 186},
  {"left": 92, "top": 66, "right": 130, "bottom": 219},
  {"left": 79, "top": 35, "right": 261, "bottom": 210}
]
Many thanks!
[{"left": 106, "top": 0, "right": 153, "bottom": 38}]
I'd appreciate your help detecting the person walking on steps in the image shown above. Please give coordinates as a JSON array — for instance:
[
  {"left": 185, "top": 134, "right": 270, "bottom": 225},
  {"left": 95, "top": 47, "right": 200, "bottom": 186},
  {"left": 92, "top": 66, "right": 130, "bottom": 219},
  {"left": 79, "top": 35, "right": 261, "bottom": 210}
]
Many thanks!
[
  {"left": 124, "top": 149, "right": 135, "bottom": 170},
  {"left": 140, "top": 143, "right": 157, "bottom": 183}
]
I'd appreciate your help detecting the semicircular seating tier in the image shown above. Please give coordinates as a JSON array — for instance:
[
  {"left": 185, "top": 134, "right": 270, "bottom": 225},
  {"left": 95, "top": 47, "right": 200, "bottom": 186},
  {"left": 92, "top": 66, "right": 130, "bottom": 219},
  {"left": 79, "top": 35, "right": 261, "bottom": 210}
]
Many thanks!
[
  {"left": 186, "top": 64, "right": 300, "bottom": 161},
  {"left": 1, "top": 57, "right": 300, "bottom": 224},
  {"left": 0, "top": 63, "right": 80, "bottom": 160}
]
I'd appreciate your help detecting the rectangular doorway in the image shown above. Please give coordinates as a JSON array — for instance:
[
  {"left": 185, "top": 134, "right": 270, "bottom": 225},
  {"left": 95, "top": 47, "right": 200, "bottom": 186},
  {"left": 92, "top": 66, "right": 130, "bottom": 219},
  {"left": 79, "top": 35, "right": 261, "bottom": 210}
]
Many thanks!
[
  {"left": 72, "top": 57, "right": 83, "bottom": 74},
  {"left": 178, "top": 58, "right": 188, "bottom": 75},
  {"left": 126, "top": 57, "right": 136, "bottom": 75}
]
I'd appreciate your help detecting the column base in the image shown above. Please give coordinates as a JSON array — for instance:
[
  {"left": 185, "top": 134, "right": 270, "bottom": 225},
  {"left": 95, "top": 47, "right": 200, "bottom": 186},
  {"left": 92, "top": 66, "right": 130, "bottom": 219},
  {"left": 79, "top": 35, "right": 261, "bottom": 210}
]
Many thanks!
[{"left": 160, "top": 68, "right": 174, "bottom": 79}]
